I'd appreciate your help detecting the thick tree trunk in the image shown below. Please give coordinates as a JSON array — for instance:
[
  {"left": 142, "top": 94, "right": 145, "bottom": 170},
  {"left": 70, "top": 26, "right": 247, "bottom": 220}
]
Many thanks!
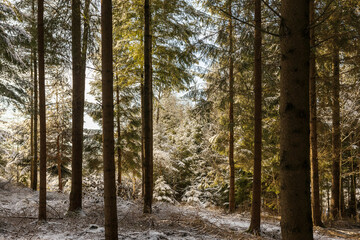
[
  {"left": 331, "top": 45, "right": 341, "bottom": 220},
  {"left": 116, "top": 84, "right": 122, "bottom": 188},
  {"left": 280, "top": 0, "right": 313, "bottom": 239},
  {"left": 38, "top": 0, "right": 46, "bottom": 221},
  {"left": 69, "top": 0, "right": 84, "bottom": 212},
  {"left": 101, "top": 0, "right": 118, "bottom": 238},
  {"left": 309, "top": 0, "right": 323, "bottom": 227},
  {"left": 31, "top": 0, "right": 38, "bottom": 191},
  {"left": 249, "top": 0, "right": 262, "bottom": 233},
  {"left": 143, "top": 0, "right": 154, "bottom": 214},
  {"left": 228, "top": 0, "right": 235, "bottom": 214}
]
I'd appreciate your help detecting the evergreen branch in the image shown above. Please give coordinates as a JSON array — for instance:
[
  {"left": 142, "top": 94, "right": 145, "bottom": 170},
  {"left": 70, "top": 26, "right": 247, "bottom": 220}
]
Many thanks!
[
  {"left": 313, "top": 0, "right": 336, "bottom": 25},
  {"left": 216, "top": 7, "right": 279, "bottom": 37},
  {"left": 261, "top": 0, "right": 281, "bottom": 19}
]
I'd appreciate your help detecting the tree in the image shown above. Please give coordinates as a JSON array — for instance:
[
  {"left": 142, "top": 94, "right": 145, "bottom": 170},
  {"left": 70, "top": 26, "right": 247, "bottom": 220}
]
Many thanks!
[
  {"left": 69, "top": 0, "right": 83, "bottom": 212},
  {"left": 331, "top": 28, "right": 341, "bottom": 220},
  {"left": 31, "top": 0, "right": 38, "bottom": 191},
  {"left": 309, "top": 0, "right": 323, "bottom": 227},
  {"left": 279, "top": 0, "right": 313, "bottom": 239},
  {"left": 249, "top": 0, "right": 262, "bottom": 233},
  {"left": 143, "top": 0, "right": 153, "bottom": 214},
  {"left": 37, "top": 0, "right": 46, "bottom": 221},
  {"left": 227, "top": 0, "right": 235, "bottom": 214},
  {"left": 101, "top": 0, "right": 118, "bottom": 238}
]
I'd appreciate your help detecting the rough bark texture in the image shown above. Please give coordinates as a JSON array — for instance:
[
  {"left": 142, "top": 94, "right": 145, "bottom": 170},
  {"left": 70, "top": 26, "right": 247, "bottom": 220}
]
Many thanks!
[
  {"left": 143, "top": 0, "right": 154, "bottom": 214},
  {"left": 331, "top": 45, "right": 341, "bottom": 220},
  {"left": 69, "top": 0, "right": 84, "bottom": 212},
  {"left": 228, "top": 0, "right": 235, "bottom": 214},
  {"left": 249, "top": 0, "right": 262, "bottom": 233},
  {"left": 101, "top": 0, "right": 118, "bottom": 238},
  {"left": 38, "top": 0, "right": 46, "bottom": 221},
  {"left": 280, "top": 0, "right": 313, "bottom": 239},
  {"left": 31, "top": 0, "right": 38, "bottom": 191},
  {"left": 116, "top": 84, "right": 122, "bottom": 187},
  {"left": 309, "top": 0, "right": 323, "bottom": 227}
]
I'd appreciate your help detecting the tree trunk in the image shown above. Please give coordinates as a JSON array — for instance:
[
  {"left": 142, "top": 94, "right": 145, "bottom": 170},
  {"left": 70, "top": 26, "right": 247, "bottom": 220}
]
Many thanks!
[
  {"left": 309, "top": 0, "right": 323, "bottom": 227},
  {"left": 31, "top": 0, "right": 38, "bottom": 192},
  {"left": 280, "top": 0, "right": 313, "bottom": 239},
  {"left": 38, "top": 0, "right": 46, "bottom": 221},
  {"left": 141, "top": 81, "right": 145, "bottom": 198},
  {"left": 69, "top": 0, "right": 84, "bottom": 212},
  {"left": 81, "top": 0, "right": 90, "bottom": 78},
  {"left": 101, "top": 0, "right": 118, "bottom": 238},
  {"left": 30, "top": 49, "right": 34, "bottom": 189},
  {"left": 350, "top": 164, "right": 357, "bottom": 218},
  {"left": 228, "top": 0, "right": 235, "bottom": 214},
  {"left": 249, "top": 0, "right": 262, "bottom": 233},
  {"left": 57, "top": 134, "right": 62, "bottom": 192},
  {"left": 143, "top": 0, "right": 154, "bottom": 214},
  {"left": 331, "top": 44, "right": 341, "bottom": 220},
  {"left": 116, "top": 84, "right": 122, "bottom": 188}
]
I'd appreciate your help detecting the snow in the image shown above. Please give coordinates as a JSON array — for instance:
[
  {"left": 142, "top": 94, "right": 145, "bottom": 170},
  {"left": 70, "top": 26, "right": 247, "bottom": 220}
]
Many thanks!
[{"left": 0, "top": 178, "right": 357, "bottom": 239}]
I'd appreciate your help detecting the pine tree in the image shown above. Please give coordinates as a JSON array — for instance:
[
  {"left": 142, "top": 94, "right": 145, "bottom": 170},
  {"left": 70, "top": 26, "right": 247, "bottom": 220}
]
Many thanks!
[
  {"left": 279, "top": 0, "right": 313, "bottom": 238},
  {"left": 69, "top": 0, "right": 83, "bottom": 213},
  {"left": 227, "top": 0, "right": 235, "bottom": 214},
  {"left": 37, "top": 0, "right": 46, "bottom": 221},
  {"left": 249, "top": 0, "right": 262, "bottom": 233},
  {"left": 143, "top": 0, "right": 154, "bottom": 214},
  {"left": 31, "top": 0, "right": 38, "bottom": 191},
  {"left": 101, "top": 0, "right": 118, "bottom": 238},
  {"left": 309, "top": 0, "right": 323, "bottom": 227}
]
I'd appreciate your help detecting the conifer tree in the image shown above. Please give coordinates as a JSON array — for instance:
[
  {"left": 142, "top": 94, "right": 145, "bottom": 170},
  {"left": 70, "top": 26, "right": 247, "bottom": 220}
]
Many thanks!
[
  {"left": 249, "top": 0, "right": 262, "bottom": 233},
  {"left": 279, "top": 0, "right": 313, "bottom": 238},
  {"left": 309, "top": 0, "right": 323, "bottom": 226},
  {"left": 101, "top": 0, "right": 118, "bottom": 238},
  {"left": 143, "top": 0, "right": 154, "bottom": 214},
  {"left": 38, "top": 0, "right": 47, "bottom": 221}
]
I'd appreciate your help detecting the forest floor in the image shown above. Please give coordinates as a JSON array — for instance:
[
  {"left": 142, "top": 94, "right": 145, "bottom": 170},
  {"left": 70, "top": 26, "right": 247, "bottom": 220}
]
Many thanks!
[{"left": 0, "top": 179, "right": 359, "bottom": 240}]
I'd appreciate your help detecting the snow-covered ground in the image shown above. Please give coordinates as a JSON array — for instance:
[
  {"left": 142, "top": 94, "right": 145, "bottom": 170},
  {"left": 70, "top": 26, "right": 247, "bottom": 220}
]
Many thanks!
[{"left": 0, "top": 179, "right": 358, "bottom": 239}]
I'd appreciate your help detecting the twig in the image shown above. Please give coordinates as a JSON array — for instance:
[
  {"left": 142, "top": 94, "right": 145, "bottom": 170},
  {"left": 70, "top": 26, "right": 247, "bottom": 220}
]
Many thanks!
[{"left": 47, "top": 204, "right": 61, "bottom": 219}]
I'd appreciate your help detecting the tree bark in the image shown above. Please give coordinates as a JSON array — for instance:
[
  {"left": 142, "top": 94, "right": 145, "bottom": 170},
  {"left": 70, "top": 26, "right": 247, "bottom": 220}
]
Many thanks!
[
  {"left": 309, "top": 0, "right": 323, "bottom": 227},
  {"left": 227, "top": 0, "right": 235, "bottom": 214},
  {"left": 141, "top": 81, "right": 145, "bottom": 198},
  {"left": 331, "top": 44, "right": 341, "bottom": 220},
  {"left": 38, "top": 0, "right": 46, "bottom": 221},
  {"left": 143, "top": 0, "right": 153, "bottom": 214},
  {"left": 101, "top": 0, "right": 118, "bottom": 238},
  {"left": 249, "top": 0, "right": 262, "bottom": 233},
  {"left": 30, "top": 49, "right": 34, "bottom": 189},
  {"left": 69, "top": 0, "right": 84, "bottom": 212},
  {"left": 31, "top": 0, "right": 38, "bottom": 191},
  {"left": 280, "top": 0, "right": 313, "bottom": 239}
]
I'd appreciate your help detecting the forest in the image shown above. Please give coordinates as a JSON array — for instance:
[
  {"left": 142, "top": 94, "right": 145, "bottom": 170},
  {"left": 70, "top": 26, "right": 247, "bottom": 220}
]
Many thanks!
[{"left": 0, "top": 0, "right": 360, "bottom": 239}]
